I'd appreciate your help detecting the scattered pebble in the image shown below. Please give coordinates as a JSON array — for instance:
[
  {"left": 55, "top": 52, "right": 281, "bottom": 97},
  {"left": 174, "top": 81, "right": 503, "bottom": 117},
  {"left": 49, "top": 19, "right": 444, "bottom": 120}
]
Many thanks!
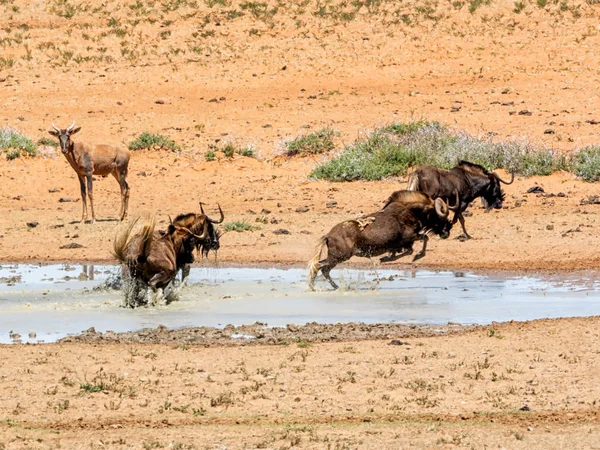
[
  {"left": 27, "top": 222, "right": 38, "bottom": 228},
  {"left": 527, "top": 186, "right": 544, "bottom": 194},
  {"left": 295, "top": 206, "right": 309, "bottom": 213},
  {"left": 60, "top": 243, "right": 84, "bottom": 249},
  {"left": 273, "top": 229, "right": 290, "bottom": 235},
  {"left": 546, "top": 224, "right": 554, "bottom": 231}
]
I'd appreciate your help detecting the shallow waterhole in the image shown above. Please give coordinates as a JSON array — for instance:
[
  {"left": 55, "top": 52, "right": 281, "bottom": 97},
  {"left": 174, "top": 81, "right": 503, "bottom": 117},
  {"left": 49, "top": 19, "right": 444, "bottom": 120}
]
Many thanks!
[{"left": 0, "top": 263, "right": 599, "bottom": 344}]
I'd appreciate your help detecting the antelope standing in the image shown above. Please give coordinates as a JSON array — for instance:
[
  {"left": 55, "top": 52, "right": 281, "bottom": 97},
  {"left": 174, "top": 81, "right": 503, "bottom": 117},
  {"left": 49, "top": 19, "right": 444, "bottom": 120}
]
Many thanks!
[{"left": 49, "top": 122, "right": 130, "bottom": 223}]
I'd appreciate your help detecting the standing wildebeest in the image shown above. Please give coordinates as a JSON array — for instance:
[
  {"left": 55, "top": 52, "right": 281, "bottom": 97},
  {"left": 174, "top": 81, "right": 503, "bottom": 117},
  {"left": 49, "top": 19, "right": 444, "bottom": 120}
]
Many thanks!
[
  {"left": 49, "top": 122, "right": 130, "bottom": 223},
  {"left": 113, "top": 216, "right": 206, "bottom": 306},
  {"left": 307, "top": 194, "right": 453, "bottom": 290},
  {"left": 406, "top": 160, "right": 513, "bottom": 239},
  {"left": 172, "top": 203, "right": 225, "bottom": 284}
]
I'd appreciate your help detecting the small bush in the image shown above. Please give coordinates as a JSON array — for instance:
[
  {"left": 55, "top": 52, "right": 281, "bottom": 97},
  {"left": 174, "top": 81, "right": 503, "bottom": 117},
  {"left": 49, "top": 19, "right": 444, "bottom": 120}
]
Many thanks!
[
  {"left": 0, "top": 127, "right": 37, "bottom": 159},
  {"left": 213, "top": 142, "right": 255, "bottom": 158},
  {"left": 128, "top": 132, "right": 180, "bottom": 151},
  {"left": 283, "top": 127, "right": 336, "bottom": 156},
  {"left": 80, "top": 382, "right": 106, "bottom": 393},
  {"left": 224, "top": 220, "right": 258, "bottom": 232},
  {"left": 37, "top": 137, "right": 59, "bottom": 147},
  {"left": 572, "top": 146, "right": 600, "bottom": 182},
  {"left": 205, "top": 150, "right": 216, "bottom": 161}
]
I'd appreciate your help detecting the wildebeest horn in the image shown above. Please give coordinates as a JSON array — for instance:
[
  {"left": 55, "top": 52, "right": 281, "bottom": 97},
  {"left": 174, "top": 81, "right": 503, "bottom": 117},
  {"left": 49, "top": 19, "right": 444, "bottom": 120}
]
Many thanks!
[
  {"left": 67, "top": 121, "right": 76, "bottom": 131},
  {"left": 180, "top": 225, "right": 207, "bottom": 241},
  {"left": 168, "top": 215, "right": 173, "bottom": 225},
  {"left": 52, "top": 122, "right": 60, "bottom": 132},
  {"left": 448, "top": 191, "right": 460, "bottom": 211},
  {"left": 434, "top": 198, "right": 449, "bottom": 218},
  {"left": 493, "top": 171, "right": 514, "bottom": 185},
  {"left": 206, "top": 204, "right": 224, "bottom": 224}
]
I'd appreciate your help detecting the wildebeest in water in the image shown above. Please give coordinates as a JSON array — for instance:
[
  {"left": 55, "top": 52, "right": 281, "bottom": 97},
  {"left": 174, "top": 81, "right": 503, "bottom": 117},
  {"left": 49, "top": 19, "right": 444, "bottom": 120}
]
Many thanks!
[
  {"left": 113, "top": 216, "right": 206, "bottom": 307},
  {"left": 307, "top": 191, "right": 454, "bottom": 290}
]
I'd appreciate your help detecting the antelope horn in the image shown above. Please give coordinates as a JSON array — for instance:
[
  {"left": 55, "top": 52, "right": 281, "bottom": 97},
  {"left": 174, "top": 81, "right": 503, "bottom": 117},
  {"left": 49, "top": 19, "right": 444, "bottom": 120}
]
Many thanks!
[
  {"left": 52, "top": 122, "right": 60, "bottom": 132},
  {"left": 199, "top": 202, "right": 206, "bottom": 215},
  {"left": 206, "top": 204, "right": 224, "bottom": 224},
  {"left": 448, "top": 191, "right": 460, "bottom": 211},
  {"left": 168, "top": 215, "right": 173, "bottom": 225},
  {"left": 67, "top": 121, "right": 76, "bottom": 131},
  {"left": 493, "top": 171, "right": 514, "bottom": 185},
  {"left": 434, "top": 198, "right": 449, "bottom": 218}
]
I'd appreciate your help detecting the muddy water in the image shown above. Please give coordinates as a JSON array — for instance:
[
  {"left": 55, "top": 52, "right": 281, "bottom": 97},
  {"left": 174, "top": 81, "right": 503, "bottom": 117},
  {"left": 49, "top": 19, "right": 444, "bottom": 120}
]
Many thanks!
[{"left": 1, "top": 264, "right": 599, "bottom": 344}]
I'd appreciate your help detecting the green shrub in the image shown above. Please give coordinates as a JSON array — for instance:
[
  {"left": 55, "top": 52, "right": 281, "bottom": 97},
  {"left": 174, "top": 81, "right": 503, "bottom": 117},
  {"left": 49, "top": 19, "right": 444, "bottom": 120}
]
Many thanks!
[
  {"left": 224, "top": 220, "right": 258, "bottom": 232},
  {"left": 37, "top": 136, "right": 59, "bottom": 147},
  {"left": 128, "top": 132, "right": 180, "bottom": 151},
  {"left": 572, "top": 146, "right": 600, "bottom": 182},
  {"left": 310, "top": 121, "right": 569, "bottom": 182},
  {"left": 205, "top": 150, "right": 216, "bottom": 161},
  {"left": 283, "top": 127, "right": 336, "bottom": 156},
  {"left": 0, "top": 127, "right": 37, "bottom": 159},
  {"left": 214, "top": 142, "right": 255, "bottom": 158}
]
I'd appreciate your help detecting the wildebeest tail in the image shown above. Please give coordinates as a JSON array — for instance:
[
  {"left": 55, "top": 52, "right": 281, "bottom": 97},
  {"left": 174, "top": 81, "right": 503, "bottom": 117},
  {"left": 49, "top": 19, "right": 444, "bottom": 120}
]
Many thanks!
[
  {"left": 112, "top": 216, "right": 155, "bottom": 263},
  {"left": 406, "top": 171, "right": 419, "bottom": 191},
  {"left": 307, "top": 236, "right": 327, "bottom": 290},
  {"left": 136, "top": 216, "right": 156, "bottom": 264},
  {"left": 112, "top": 217, "right": 140, "bottom": 262}
]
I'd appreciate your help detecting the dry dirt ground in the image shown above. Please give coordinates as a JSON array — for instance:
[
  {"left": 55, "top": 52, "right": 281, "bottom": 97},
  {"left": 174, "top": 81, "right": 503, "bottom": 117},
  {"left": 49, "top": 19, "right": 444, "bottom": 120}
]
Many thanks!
[
  {"left": 2, "top": 318, "right": 600, "bottom": 449},
  {"left": 1, "top": 0, "right": 600, "bottom": 447}
]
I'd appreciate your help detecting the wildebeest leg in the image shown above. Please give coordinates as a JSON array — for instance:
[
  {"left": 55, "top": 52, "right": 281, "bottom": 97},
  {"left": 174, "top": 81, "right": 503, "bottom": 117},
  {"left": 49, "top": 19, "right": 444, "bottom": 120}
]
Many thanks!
[
  {"left": 181, "top": 264, "right": 190, "bottom": 285},
  {"left": 321, "top": 265, "right": 339, "bottom": 290},
  {"left": 413, "top": 235, "right": 429, "bottom": 261},
  {"left": 86, "top": 172, "right": 95, "bottom": 224},
  {"left": 454, "top": 213, "right": 471, "bottom": 240},
  {"left": 77, "top": 175, "right": 88, "bottom": 223},
  {"left": 112, "top": 169, "right": 130, "bottom": 221},
  {"left": 381, "top": 246, "right": 414, "bottom": 263}
]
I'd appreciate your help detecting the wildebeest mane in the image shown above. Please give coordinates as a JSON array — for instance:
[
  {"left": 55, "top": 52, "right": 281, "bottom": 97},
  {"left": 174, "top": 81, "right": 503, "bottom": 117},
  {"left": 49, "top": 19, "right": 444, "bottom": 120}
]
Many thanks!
[
  {"left": 174, "top": 212, "right": 196, "bottom": 222},
  {"left": 456, "top": 160, "right": 490, "bottom": 175}
]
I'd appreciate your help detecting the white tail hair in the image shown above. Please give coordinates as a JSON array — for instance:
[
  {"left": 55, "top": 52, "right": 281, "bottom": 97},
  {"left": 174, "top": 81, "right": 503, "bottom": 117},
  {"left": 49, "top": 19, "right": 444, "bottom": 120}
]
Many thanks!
[{"left": 307, "top": 237, "right": 327, "bottom": 290}]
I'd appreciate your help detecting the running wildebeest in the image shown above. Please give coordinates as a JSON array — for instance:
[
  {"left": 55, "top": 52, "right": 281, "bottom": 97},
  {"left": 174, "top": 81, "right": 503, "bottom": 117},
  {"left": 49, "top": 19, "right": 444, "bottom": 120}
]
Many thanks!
[
  {"left": 49, "top": 122, "right": 130, "bottom": 223},
  {"left": 113, "top": 216, "right": 206, "bottom": 306},
  {"left": 172, "top": 203, "right": 225, "bottom": 284},
  {"left": 307, "top": 193, "right": 453, "bottom": 290},
  {"left": 406, "top": 160, "right": 513, "bottom": 239}
]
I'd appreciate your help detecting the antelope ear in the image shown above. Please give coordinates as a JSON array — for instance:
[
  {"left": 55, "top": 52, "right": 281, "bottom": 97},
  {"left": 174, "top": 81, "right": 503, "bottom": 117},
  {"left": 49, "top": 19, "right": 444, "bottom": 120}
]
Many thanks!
[
  {"left": 48, "top": 130, "right": 59, "bottom": 137},
  {"left": 69, "top": 127, "right": 81, "bottom": 135}
]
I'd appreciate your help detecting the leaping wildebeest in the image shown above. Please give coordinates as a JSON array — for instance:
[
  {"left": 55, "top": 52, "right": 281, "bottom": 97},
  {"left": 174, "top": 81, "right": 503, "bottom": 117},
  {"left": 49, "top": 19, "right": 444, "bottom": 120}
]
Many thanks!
[
  {"left": 49, "top": 122, "right": 130, "bottom": 223},
  {"left": 406, "top": 160, "right": 513, "bottom": 239},
  {"left": 307, "top": 193, "right": 454, "bottom": 290},
  {"left": 113, "top": 216, "right": 206, "bottom": 306},
  {"left": 172, "top": 203, "right": 225, "bottom": 284}
]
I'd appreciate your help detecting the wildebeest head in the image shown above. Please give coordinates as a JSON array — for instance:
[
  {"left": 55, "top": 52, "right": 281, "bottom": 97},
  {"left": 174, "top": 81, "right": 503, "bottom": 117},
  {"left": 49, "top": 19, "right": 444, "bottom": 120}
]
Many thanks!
[
  {"left": 198, "top": 203, "right": 224, "bottom": 257},
  {"left": 428, "top": 197, "right": 454, "bottom": 239},
  {"left": 481, "top": 172, "right": 514, "bottom": 211},
  {"left": 456, "top": 161, "right": 514, "bottom": 212},
  {"left": 49, "top": 122, "right": 81, "bottom": 154},
  {"left": 173, "top": 204, "right": 225, "bottom": 258}
]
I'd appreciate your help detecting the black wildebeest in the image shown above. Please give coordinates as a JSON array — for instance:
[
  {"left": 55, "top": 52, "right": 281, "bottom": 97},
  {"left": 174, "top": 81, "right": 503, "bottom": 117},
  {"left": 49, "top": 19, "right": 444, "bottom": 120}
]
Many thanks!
[
  {"left": 171, "top": 203, "right": 225, "bottom": 283},
  {"left": 49, "top": 122, "right": 130, "bottom": 223},
  {"left": 406, "top": 160, "right": 513, "bottom": 239},
  {"left": 113, "top": 216, "right": 206, "bottom": 306},
  {"left": 307, "top": 193, "right": 453, "bottom": 290}
]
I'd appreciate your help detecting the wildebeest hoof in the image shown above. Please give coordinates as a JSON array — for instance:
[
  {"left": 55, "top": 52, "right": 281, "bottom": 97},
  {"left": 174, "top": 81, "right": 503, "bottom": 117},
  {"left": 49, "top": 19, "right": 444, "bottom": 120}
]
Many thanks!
[
  {"left": 456, "top": 234, "right": 471, "bottom": 241},
  {"left": 380, "top": 256, "right": 393, "bottom": 263},
  {"left": 412, "top": 253, "right": 425, "bottom": 262}
]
